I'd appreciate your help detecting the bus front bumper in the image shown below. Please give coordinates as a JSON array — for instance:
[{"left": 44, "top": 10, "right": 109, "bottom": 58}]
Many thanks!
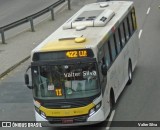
[{"left": 35, "top": 108, "right": 105, "bottom": 127}]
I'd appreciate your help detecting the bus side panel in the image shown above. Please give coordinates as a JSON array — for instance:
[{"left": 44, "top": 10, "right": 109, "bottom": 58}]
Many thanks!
[
  {"left": 114, "top": 52, "right": 126, "bottom": 101},
  {"left": 123, "top": 31, "right": 139, "bottom": 87},
  {"left": 103, "top": 77, "right": 111, "bottom": 119},
  {"left": 113, "top": 31, "right": 139, "bottom": 101},
  {"left": 132, "top": 30, "right": 139, "bottom": 70},
  {"left": 106, "top": 51, "right": 124, "bottom": 103}
]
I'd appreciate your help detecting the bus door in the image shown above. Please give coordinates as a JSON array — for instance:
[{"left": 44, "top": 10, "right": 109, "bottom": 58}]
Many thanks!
[{"left": 98, "top": 45, "right": 109, "bottom": 115}]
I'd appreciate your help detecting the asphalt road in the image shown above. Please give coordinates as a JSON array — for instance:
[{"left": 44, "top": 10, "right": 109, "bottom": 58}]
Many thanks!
[
  {"left": 0, "top": 0, "right": 160, "bottom": 130},
  {"left": 0, "top": 0, "right": 59, "bottom": 27}
]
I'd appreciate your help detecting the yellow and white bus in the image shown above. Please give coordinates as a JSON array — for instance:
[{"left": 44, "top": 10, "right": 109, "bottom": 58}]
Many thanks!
[{"left": 25, "top": 1, "right": 139, "bottom": 126}]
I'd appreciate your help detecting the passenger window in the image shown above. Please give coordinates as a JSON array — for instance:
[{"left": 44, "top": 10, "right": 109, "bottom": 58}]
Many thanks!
[
  {"left": 124, "top": 18, "right": 130, "bottom": 41},
  {"left": 128, "top": 13, "right": 134, "bottom": 34},
  {"left": 98, "top": 46, "right": 104, "bottom": 61},
  {"left": 119, "top": 24, "right": 126, "bottom": 47},
  {"left": 109, "top": 35, "right": 117, "bottom": 61},
  {"left": 114, "top": 30, "right": 121, "bottom": 53},
  {"left": 131, "top": 8, "right": 137, "bottom": 30},
  {"left": 104, "top": 42, "right": 111, "bottom": 68}
]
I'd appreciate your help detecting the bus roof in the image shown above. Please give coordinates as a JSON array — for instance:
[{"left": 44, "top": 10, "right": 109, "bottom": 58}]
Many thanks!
[{"left": 32, "top": 1, "right": 133, "bottom": 54}]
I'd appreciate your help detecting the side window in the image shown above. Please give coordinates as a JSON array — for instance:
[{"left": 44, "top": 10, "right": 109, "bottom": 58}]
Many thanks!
[
  {"left": 128, "top": 13, "right": 134, "bottom": 35},
  {"left": 131, "top": 8, "right": 137, "bottom": 30},
  {"left": 109, "top": 35, "right": 117, "bottom": 61},
  {"left": 124, "top": 18, "right": 130, "bottom": 41},
  {"left": 98, "top": 45, "right": 104, "bottom": 62},
  {"left": 104, "top": 42, "right": 111, "bottom": 69},
  {"left": 119, "top": 24, "right": 126, "bottom": 47},
  {"left": 98, "top": 46, "right": 105, "bottom": 80},
  {"left": 114, "top": 30, "right": 121, "bottom": 53}
]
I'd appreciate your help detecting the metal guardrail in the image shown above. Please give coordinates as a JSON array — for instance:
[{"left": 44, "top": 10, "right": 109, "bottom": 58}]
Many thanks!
[{"left": 0, "top": 0, "right": 71, "bottom": 44}]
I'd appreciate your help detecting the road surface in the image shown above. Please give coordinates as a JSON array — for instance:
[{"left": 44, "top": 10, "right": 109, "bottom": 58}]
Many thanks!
[{"left": 0, "top": 0, "right": 59, "bottom": 27}]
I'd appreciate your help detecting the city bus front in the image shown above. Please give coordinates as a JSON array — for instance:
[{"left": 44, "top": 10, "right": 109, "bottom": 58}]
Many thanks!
[{"left": 25, "top": 49, "right": 105, "bottom": 126}]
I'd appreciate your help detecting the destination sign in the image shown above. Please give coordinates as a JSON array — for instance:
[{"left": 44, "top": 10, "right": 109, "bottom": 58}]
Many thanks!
[
  {"left": 32, "top": 49, "right": 94, "bottom": 61},
  {"left": 66, "top": 50, "right": 87, "bottom": 58}
]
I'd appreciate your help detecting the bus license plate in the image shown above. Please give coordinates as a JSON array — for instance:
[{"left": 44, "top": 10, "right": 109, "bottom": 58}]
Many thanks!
[{"left": 62, "top": 119, "right": 73, "bottom": 124}]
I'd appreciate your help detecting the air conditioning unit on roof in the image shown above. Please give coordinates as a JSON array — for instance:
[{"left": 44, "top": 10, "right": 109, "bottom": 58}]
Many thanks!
[{"left": 63, "top": 9, "right": 115, "bottom": 30}]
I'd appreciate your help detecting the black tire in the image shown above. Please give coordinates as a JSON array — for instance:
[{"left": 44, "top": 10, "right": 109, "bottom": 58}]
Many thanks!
[
  {"left": 127, "top": 61, "right": 132, "bottom": 85},
  {"left": 107, "top": 90, "right": 115, "bottom": 119}
]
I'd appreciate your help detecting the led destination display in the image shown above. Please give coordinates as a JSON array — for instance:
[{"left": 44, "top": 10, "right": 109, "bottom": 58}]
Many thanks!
[{"left": 33, "top": 49, "right": 94, "bottom": 61}]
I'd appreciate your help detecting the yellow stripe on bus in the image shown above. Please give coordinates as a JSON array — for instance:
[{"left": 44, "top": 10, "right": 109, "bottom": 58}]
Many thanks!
[
  {"left": 40, "top": 103, "right": 95, "bottom": 117},
  {"left": 40, "top": 39, "right": 88, "bottom": 52}
]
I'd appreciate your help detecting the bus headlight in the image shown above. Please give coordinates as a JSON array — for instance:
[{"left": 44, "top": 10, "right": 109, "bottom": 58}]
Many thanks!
[
  {"left": 35, "top": 106, "right": 46, "bottom": 119},
  {"left": 89, "top": 108, "right": 96, "bottom": 116},
  {"left": 41, "top": 111, "right": 46, "bottom": 119},
  {"left": 89, "top": 101, "right": 101, "bottom": 116},
  {"left": 35, "top": 106, "right": 41, "bottom": 114}
]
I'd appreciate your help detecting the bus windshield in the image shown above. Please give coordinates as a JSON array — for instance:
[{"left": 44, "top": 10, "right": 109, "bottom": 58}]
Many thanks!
[{"left": 32, "top": 62, "right": 100, "bottom": 100}]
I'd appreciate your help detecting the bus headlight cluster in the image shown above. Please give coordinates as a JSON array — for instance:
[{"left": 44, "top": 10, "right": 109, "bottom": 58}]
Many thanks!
[
  {"left": 35, "top": 106, "right": 46, "bottom": 119},
  {"left": 89, "top": 101, "right": 101, "bottom": 116},
  {"left": 41, "top": 111, "right": 46, "bottom": 119}
]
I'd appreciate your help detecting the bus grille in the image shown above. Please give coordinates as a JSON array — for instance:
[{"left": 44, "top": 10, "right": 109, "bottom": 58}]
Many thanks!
[
  {"left": 42, "top": 99, "right": 93, "bottom": 109},
  {"left": 47, "top": 115, "right": 87, "bottom": 124}
]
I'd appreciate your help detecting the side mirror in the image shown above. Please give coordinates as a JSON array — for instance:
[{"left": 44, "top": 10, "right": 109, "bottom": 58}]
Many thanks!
[
  {"left": 101, "top": 64, "right": 107, "bottom": 76},
  {"left": 24, "top": 72, "right": 33, "bottom": 89},
  {"left": 25, "top": 74, "right": 29, "bottom": 85}
]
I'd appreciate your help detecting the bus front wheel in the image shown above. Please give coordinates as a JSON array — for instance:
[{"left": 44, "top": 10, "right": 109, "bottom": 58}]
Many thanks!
[{"left": 107, "top": 89, "right": 115, "bottom": 119}]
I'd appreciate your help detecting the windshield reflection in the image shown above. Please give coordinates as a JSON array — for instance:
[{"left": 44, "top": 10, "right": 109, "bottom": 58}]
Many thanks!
[{"left": 32, "top": 62, "right": 100, "bottom": 99}]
